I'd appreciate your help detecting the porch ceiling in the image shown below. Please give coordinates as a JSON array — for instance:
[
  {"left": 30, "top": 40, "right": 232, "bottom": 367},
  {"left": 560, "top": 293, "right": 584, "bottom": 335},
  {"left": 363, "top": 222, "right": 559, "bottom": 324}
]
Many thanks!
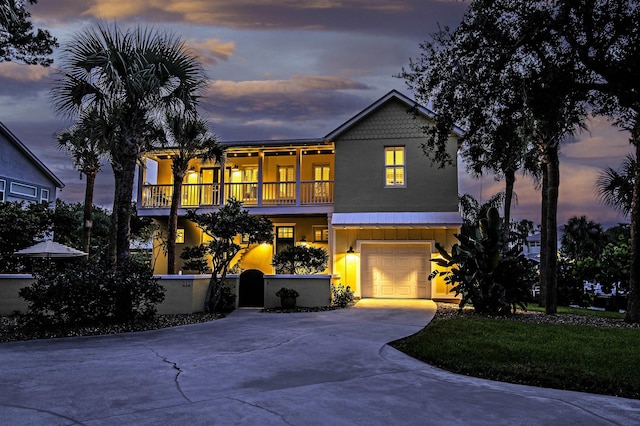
[{"left": 331, "top": 212, "right": 462, "bottom": 228}]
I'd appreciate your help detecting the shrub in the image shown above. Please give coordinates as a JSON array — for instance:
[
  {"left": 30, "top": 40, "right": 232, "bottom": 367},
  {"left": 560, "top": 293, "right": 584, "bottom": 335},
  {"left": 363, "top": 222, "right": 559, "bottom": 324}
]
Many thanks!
[
  {"left": 331, "top": 283, "right": 354, "bottom": 308},
  {"left": 217, "top": 284, "right": 237, "bottom": 313},
  {"left": 272, "top": 245, "right": 328, "bottom": 274},
  {"left": 429, "top": 207, "right": 537, "bottom": 315},
  {"left": 180, "top": 245, "right": 209, "bottom": 273},
  {"left": 19, "top": 260, "right": 165, "bottom": 325}
]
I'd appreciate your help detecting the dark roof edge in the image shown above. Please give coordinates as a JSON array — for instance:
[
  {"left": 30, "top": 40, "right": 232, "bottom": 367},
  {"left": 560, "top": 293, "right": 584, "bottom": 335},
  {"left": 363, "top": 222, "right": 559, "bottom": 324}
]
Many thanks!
[{"left": 0, "top": 121, "right": 64, "bottom": 188}]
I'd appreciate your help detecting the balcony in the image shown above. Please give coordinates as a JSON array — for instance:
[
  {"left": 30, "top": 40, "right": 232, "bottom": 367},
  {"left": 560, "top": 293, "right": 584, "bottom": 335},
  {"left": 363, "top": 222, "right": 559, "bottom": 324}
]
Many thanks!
[{"left": 141, "top": 180, "right": 334, "bottom": 209}]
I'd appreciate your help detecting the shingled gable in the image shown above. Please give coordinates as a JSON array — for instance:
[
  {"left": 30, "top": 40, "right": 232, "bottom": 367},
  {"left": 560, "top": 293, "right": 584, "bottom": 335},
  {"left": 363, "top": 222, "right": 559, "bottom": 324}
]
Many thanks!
[{"left": 324, "top": 89, "right": 463, "bottom": 142}]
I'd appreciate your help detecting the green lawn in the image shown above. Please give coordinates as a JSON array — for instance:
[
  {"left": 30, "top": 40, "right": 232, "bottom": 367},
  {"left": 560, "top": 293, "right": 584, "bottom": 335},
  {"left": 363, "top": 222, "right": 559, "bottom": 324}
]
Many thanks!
[
  {"left": 524, "top": 305, "right": 626, "bottom": 319},
  {"left": 390, "top": 314, "right": 640, "bottom": 399}
]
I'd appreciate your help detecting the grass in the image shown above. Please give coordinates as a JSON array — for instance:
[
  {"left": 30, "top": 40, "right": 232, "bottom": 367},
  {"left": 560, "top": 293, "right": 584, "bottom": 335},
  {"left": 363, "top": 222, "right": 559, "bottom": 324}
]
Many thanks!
[
  {"left": 524, "top": 305, "right": 626, "bottom": 319},
  {"left": 390, "top": 314, "right": 640, "bottom": 399}
]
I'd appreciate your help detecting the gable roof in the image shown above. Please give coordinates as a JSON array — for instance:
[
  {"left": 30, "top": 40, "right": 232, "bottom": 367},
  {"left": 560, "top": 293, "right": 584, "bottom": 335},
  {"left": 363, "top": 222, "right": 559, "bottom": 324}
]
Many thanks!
[
  {"left": 324, "top": 89, "right": 463, "bottom": 141},
  {"left": 0, "top": 121, "right": 64, "bottom": 188}
]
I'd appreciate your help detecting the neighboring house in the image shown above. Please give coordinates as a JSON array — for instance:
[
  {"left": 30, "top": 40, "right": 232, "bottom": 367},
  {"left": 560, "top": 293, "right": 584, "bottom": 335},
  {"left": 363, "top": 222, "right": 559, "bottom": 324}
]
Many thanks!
[
  {"left": 0, "top": 121, "right": 64, "bottom": 204},
  {"left": 524, "top": 232, "right": 542, "bottom": 262},
  {"left": 137, "top": 90, "right": 462, "bottom": 300}
]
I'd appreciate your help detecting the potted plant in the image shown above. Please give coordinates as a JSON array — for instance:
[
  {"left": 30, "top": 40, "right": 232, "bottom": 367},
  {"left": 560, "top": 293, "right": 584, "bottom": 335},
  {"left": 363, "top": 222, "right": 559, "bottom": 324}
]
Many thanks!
[{"left": 275, "top": 287, "right": 300, "bottom": 308}]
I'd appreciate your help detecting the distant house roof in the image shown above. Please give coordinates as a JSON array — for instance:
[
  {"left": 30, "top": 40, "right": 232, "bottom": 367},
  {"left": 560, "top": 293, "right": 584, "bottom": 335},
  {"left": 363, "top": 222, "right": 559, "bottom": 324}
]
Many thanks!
[
  {"left": 0, "top": 121, "right": 64, "bottom": 188},
  {"left": 324, "top": 89, "right": 464, "bottom": 141},
  {"left": 331, "top": 212, "right": 463, "bottom": 227}
]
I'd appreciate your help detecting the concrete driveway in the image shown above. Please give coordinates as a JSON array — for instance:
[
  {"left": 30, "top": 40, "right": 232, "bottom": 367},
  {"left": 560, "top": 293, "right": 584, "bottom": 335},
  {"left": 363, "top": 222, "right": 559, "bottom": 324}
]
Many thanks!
[{"left": 0, "top": 299, "right": 638, "bottom": 425}]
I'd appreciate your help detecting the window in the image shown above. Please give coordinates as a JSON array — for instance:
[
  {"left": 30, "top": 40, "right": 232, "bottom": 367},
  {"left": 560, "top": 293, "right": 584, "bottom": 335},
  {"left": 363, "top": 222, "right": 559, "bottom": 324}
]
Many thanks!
[
  {"left": 176, "top": 229, "right": 185, "bottom": 244},
  {"left": 40, "top": 189, "right": 50, "bottom": 203},
  {"left": 385, "top": 147, "right": 405, "bottom": 187},
  {"left": 313, "top": 226, "right": 329, "bottom": 242},
  {"left": 0, "top": 180, "right": 5, "bottom": 202},
  {"left": 276, "top": 226, "right": 295, "bottom": 253},
  {"left": 10, "top": 181, "right": 37, "bottom": 198}
]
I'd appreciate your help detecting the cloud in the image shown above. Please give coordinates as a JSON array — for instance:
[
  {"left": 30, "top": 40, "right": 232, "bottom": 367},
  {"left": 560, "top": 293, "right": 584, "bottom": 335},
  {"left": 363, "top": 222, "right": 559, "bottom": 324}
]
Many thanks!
[
  {"left": 0, "top": 62, "right": 54, "bottom": 82},
  {"left": 34, "top": 0, "right": 466, "bottom": 38},
  {"left": 188, "top": 38, "right": 236, "bottom": 65},
  {"left": 208, "top": 75, "right": 370, "bottom": 97}
]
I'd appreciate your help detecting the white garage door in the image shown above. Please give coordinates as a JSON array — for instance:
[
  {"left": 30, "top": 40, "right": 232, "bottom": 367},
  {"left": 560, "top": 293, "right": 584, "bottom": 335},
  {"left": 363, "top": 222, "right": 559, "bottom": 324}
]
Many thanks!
[{"left": 361, "top": 243, "right": 431, "bottom": 299}]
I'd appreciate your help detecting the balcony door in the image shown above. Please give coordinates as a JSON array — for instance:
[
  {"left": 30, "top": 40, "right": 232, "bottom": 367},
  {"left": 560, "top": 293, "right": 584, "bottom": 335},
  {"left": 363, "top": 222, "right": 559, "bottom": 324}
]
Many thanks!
[
  {"left": 201, "top": 168, "right": 220, "bottom": 206},
  {"left": 313, "top": 164, "right": 330, "bottom": 200},
  {"left": 278, "top": 165, "right": 295, "bottom": 200},
  {"left": 182, "top": 170, "right": 200, "bottom": 206}
]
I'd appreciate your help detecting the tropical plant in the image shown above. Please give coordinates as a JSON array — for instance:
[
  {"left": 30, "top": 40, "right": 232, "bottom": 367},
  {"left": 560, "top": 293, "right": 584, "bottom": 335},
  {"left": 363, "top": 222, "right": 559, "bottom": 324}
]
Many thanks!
[
  {"left": 429, "top": 207, "right": 537, "bottom": 315},
  {"left": 51, "top": 22, "right": 206, "bottom": 268},
  {"left": 186, "top": 199, "right": 274, "bottom": 313},
  {"left": 331, "top": 283, "right": 354, "bottom": 308},
  {"left": 56, "top": 111, "right": 109, "bottom": 254},
  {"left": 595, "top": 154, "right": 635, "bottom": 217},
  {"left": 272, "top": 245, "right": 328, "bottom": 275},
  {"left": 0, "top": 0, "right": 57, "bottom": 65},
  {"left": 161, "top": 113, "right": 224, "bottom": 274}
]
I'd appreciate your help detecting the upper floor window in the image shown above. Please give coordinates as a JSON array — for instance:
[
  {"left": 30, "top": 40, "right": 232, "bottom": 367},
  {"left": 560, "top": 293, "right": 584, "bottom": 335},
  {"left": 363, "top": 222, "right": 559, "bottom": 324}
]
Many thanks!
[
  {"left": 40, "top": 189, "right": 50, "bottom": 203},
  {"left": 10, "top": 181, "right": 37, "bottom": 198},
  {"left": 385, "top": 147, "right": 405, "bottom": 187},
  {"left": 0, "top": 180, "right": 5, "bottom": 202}
]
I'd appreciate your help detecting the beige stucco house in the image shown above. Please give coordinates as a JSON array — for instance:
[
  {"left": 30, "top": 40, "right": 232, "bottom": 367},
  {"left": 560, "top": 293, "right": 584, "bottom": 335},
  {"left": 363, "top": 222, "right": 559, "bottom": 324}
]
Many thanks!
[{"left": 137, "top": 90, "right": 462, "bottom": 302}]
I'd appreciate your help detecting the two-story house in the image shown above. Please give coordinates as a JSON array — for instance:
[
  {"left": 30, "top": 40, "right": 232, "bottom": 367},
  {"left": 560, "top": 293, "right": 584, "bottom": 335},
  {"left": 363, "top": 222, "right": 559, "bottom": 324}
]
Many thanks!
[
  {"left": 137, "top": 90, "right": 462, "bottom": 300},
  {"left": 0, "top": 121, "right": 64, "bottom": 204}
]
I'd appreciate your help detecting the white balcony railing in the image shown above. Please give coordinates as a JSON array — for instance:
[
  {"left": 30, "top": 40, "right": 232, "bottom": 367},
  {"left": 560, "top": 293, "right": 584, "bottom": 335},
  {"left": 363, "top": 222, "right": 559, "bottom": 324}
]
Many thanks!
[{"left": 141, "top": 180, "right": 333, "bottom": 209}]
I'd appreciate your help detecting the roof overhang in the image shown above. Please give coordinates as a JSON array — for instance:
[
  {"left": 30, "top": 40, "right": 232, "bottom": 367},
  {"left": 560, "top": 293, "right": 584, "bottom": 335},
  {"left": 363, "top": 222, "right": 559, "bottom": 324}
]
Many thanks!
[{"left": 331, "top": 212, "right": 463, "bottom": 228}]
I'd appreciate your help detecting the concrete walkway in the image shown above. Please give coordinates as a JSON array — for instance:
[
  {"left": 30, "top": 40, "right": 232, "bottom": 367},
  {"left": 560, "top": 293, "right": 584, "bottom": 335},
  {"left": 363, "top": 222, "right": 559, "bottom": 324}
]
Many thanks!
[{"left": 0, "top": 299, "right": 638, "bottom": 425}]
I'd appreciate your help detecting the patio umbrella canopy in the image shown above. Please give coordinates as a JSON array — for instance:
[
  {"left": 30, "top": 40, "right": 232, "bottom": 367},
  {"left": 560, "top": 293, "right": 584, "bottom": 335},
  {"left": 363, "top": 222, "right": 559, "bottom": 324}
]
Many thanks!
[{"left": 14, "top": 241, "right": 88, "bottom": 258}]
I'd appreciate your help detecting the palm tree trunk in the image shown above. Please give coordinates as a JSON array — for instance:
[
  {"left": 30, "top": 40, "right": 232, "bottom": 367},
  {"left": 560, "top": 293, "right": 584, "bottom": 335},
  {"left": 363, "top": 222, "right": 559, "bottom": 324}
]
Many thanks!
[
  {"left": 111, "top": 156, "right": 137, "bottom": 269},
  {"left": 545, "top": 145, "right": 559, "bottom": 315},
  {"left": 167, "top": 176, "right": 184, "bottom": 275},
  {"left": 503, "top": 167, "right": 515, "bottom": 249},
  {"left": 82, "top": 171, "right": 96, "bottom": 255},
  {"left": 539, "top": 164, "right": 548, "bottom": 307},
  {"left": 627, "top": 131, "right": 640, "bottom": 323}
]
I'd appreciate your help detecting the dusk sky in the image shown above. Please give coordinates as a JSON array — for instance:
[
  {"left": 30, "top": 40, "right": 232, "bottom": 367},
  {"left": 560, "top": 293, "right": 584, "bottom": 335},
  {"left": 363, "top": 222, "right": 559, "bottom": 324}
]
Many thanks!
[{"left": 0, "top": 0, "right": 631, "bottom": 229}]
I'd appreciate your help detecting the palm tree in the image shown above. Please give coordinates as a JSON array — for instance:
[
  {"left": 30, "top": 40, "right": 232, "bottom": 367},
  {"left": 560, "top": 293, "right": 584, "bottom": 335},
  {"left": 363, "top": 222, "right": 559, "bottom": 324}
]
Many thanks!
[
  {"left": 161, "top": 113, "right": 224, "bottom": 274},
  {"left": 595, "top": 154, "right": 635, "bottom": 217},
  {"left": 51, "top": 23, "right": 206, "bottom": 268},
  {"left": 57, "top": 111, "right": 110, "bottom": 255},
  {"left": 560, "top": 216, "right": 605, "bottom": 262}
]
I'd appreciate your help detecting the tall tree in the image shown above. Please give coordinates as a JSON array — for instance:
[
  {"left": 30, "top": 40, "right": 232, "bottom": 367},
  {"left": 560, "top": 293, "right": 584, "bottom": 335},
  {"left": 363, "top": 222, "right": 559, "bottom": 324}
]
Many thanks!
[
  {"left": 402, "top": 0, "right": 589, "bottom": 314},
  {"left": 558, "top": 1, "right": 640, "bottom": 323},
  {"left": 161, "top": 113, "right": 224, "bottom": 274},
  {"left": 0, "top": 0, "right": 56, "bottom": 65},
  {"left": 560, "top": 216, "right": 605, "bottom": 262},
  {"left": 51, "top": 23, "right": 206, "bottom": 268},
  {"left": 57, "top": 111, "right": 110, "bottom": 254},
  {"left": 401, "top": 21, "right": 539, "bottom": 246}
]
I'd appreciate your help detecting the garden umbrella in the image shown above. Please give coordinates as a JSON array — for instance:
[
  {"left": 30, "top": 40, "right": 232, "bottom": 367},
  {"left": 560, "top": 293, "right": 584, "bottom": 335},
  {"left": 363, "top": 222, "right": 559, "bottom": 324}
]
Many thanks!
[{"left": 14, "top": 241, "right": 88, "bottom": 258}]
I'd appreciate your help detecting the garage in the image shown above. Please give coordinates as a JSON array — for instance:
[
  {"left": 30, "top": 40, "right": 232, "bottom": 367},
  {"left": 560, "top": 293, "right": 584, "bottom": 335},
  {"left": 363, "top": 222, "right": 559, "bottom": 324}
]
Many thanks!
[{"left": 360, "top": 243, "right": 431, "bottom": 299}]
